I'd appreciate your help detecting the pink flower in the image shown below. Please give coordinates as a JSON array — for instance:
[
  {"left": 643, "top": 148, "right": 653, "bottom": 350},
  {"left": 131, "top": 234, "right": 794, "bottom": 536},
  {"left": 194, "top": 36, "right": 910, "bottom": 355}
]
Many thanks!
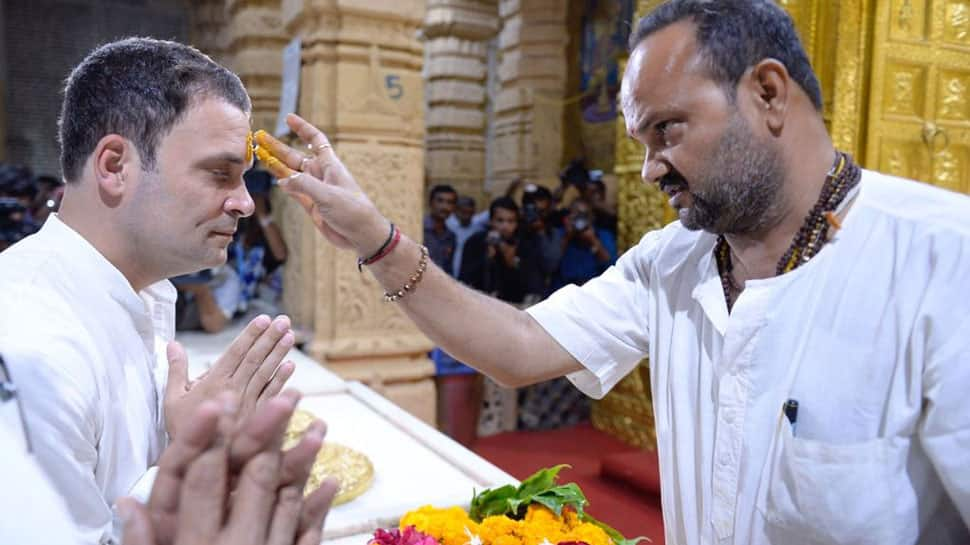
[{"left": 371, "top": 526, "right": 441, "bottom": 545}]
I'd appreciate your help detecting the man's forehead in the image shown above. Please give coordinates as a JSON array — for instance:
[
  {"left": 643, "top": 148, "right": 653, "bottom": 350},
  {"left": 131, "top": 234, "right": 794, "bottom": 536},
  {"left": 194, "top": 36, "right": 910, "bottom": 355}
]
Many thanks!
[
  {"left": 167, "top": 97, "right": 251, "bottom": 159},
  {"left": 621, "top": 21, "right": 705, "bottom": 125}
]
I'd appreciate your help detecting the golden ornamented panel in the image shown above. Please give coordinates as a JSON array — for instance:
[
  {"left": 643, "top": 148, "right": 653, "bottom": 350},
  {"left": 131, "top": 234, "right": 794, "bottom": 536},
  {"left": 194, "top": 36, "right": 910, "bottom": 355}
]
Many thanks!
[
  {"left": 884, "top": 61, "right": 928, "bottom": 118},
  {"left": 889, "top": 0, "right": 931, "bottom": 42},
  {"left": 943, "top": 0, "right": 970, "bottom": 45},
  {"left": 868, "top": 0, "right": 970, "bottom": 190},
  {"left": 937, "top": 68, "right": 970, "bottom": 121}
]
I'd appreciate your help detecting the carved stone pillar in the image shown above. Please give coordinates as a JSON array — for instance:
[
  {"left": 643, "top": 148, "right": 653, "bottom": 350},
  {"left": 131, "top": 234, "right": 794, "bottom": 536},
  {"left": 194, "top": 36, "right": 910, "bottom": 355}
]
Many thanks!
[
  {"left": 422, "top": 0, "right": 499, "bottom": 205},
  {"left": 489, "top": 0, "right": 569, "bottom": 195},
  {"left": 188, "top": 0, "right": 232, "bottom": 66},
  {"left": 282, "top": 0, "right": 435, "bottom": 424},
  {"left": 226, "top": 0, "right": 289, "bottom": 132}
]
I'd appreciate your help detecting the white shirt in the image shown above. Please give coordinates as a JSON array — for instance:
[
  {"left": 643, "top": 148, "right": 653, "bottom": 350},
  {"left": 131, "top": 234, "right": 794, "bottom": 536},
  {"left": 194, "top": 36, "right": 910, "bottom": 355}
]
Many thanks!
[
  {"left": 0, "top": 215, "right": 174, "bottom": 544},
  {"left": 0, "top": 363, "right": 80, "bottom": 545},
  {"left": 528, "top": 170, "right": 970, "bottom": 545},
  {"left": 446, "top": 214, "right": 485, "bottom": 277}
]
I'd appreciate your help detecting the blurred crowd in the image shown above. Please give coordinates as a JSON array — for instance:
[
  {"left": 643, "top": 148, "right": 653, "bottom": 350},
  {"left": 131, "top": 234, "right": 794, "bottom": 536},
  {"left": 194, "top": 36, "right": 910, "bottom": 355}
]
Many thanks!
[
  {"left": 425, "top": 160, "right": 620, "bottom": 445},
  {"left": 0, "top": 163, "right": 64, "bottom": 252}
]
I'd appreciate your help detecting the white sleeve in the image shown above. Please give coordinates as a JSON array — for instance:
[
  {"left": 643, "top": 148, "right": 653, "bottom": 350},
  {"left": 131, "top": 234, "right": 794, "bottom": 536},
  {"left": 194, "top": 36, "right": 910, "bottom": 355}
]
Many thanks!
[
  {"left": 526, "top": 231, "right": 657, "bottom": 399},
  {"left": 3, "top": 341, "right": 114, "bottom": 545},
  {"left": 918, "top": 241, "right": 970, "bottom": 528},
  {"left": 0, "top": 426, "right": 82, "bottom": 545}
]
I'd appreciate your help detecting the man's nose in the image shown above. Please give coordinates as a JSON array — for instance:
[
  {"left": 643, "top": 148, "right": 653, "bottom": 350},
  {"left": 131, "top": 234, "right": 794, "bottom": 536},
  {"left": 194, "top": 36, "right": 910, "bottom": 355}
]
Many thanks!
[
  {"left": 226, "top": 185, "right": 255, "bottom": 217},
  {"left": 642, "top": 159, "right": 669, "bottom": 185}
]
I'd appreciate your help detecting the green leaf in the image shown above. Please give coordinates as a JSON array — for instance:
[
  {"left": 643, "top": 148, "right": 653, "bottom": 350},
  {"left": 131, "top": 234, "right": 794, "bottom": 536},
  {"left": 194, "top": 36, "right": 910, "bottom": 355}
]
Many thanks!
[
  {"left": 533, "top": 484, "right": 587, "bottom": 518},
  {"left": 516, "top": 464, "right": 570, "bottom": 498},
  {"left": 470, "top": 484, "right": 518, "bottom": 522},
  {"left": 531, "top": 494, "right": 565, "bottom": 516}
]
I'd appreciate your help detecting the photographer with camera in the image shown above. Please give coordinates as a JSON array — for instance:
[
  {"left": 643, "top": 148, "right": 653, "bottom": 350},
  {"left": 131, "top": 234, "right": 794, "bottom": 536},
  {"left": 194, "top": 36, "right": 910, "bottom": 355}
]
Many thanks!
[
  {"left": 519, "top": 184, "right": 562, "bottom": 297},
  {"left": 555, "top": 197, "right": 617, "bottom": 289},
  {"left": 459, "top": 196, "right": 543, "bottom": 304}
]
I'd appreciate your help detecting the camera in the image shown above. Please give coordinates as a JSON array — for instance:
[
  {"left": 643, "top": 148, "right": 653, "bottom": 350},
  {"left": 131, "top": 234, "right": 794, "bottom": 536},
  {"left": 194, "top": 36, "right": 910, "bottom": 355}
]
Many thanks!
[
  {"left": 485, "top": 230, "right": 502, "bottom": 246},
  {"left": 571, "top": 212, "right": 590, "bottom": 233},
  {"left": 522, "top": 202, "right": 540, "bottom": 225},
  {"left": 0, "top": 198, "right": 35, "bottom": 244}
]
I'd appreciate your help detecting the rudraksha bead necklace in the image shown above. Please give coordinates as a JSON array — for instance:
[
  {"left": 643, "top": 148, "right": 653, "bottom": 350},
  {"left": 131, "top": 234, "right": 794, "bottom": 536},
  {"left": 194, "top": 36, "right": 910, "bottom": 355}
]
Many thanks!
[{"left": 715, "top": 151, "right": 862, "bottom": 310}]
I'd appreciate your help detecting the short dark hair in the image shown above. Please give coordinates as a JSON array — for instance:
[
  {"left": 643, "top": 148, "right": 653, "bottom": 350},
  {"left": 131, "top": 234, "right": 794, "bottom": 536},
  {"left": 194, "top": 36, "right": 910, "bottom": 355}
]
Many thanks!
[
  {"left": 0, "top": 164, "right": 37, "bottom": 199},
  {"left": 522, "top": 184, "right": 552, "bottom": 204},
  {"left": 429, "top": 184, "right": 458, "bottom": 203},
  {"left": 456, "top": 196, "right": 476, "bottom": 209},
  {"left": 630, "top": 0, "right": 823, "bottom": 111},
  {"left": 58, "top": 37, "right": 251, "bottom": 183},
  {"left": 489, "top": 196, "right": 519, "bottom": 218}
]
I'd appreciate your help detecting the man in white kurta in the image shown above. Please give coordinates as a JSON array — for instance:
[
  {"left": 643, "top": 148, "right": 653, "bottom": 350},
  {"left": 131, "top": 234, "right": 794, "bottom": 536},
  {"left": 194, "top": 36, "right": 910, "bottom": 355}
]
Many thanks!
[
  {"left": 0, "top": 215, "right": 173, "bottom": 544},
  {"left": 0, "top": 38, "right": 297, "bottom": 544},
  {"left": 527, "top": 169, "right": 970, "bottom": 544}
]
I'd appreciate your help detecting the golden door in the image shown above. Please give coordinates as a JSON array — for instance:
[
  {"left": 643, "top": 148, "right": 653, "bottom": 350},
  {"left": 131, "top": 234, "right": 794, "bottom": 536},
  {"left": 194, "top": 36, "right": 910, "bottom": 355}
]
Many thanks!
[{"left": 867, "top": 0, "right": 970, "bottom": 192}]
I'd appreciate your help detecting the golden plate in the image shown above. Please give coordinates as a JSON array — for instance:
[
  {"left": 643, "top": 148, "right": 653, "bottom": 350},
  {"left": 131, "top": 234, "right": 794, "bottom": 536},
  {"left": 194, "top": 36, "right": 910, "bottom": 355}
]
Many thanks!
[{"left": 284, "top": 409, "right": 374, "bottom": 506}]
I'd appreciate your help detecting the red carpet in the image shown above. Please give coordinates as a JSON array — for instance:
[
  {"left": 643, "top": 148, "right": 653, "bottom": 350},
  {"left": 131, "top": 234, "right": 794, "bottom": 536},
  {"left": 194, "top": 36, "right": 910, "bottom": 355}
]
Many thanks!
[{"left": 472, "top": 422, "right": 665, "bottom": 544}]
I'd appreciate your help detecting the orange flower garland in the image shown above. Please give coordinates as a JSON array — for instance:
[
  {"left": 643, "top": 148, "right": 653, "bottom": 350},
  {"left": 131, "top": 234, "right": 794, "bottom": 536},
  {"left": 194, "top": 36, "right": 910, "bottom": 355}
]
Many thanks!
[{"left": 400, "top": 505, "right": 612, "bottom": 545}]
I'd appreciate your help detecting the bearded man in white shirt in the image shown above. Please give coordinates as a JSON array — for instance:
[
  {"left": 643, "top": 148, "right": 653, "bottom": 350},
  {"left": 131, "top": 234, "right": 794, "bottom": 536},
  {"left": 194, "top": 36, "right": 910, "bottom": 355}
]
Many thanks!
[
  {"left": 255, "top": 0, "right": 970, "bottom": 543},
  {"left": 0, "top": 38, "right": 299, "bottom": 544}
]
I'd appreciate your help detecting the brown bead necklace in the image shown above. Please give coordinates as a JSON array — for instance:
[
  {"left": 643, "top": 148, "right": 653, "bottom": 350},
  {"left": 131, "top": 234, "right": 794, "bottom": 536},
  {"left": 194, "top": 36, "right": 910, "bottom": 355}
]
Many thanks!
[{"left": 714, "top": 151, "right": 862, "bottom": 310}]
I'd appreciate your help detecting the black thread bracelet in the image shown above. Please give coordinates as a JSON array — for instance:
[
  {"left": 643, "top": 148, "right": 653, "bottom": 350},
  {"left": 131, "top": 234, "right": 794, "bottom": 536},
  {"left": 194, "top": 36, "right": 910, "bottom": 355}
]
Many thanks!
[{"left": 357, "top": 222, "right": 396, "bottom": 272}]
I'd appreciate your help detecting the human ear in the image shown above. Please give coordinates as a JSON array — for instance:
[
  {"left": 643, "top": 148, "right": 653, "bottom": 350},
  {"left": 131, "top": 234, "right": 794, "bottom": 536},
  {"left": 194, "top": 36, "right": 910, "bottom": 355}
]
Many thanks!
[
  {"left": 747, "top": 59, "right": 790, "bottom": 133},
  {"left": 92, "top": 134, "right": 131, "bottom": 199}
]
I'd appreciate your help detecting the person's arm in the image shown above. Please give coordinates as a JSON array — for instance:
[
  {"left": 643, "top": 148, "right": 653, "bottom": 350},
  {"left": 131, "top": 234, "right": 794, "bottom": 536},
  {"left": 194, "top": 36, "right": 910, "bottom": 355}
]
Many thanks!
[
  {"left": 255, "top": 196, "right": 288, "bottom": 263},
  {"left": 578, "top": 228, "right": 612, "bottom": 264},
  {"left": 918, "top": 258, "right": 970, "bottom": 528},
  {"left": 180, "top": 283, "right": 228, "bottom": 333},
  {"left": 255, "top": 119, "right": 581, "bottom": 388}
]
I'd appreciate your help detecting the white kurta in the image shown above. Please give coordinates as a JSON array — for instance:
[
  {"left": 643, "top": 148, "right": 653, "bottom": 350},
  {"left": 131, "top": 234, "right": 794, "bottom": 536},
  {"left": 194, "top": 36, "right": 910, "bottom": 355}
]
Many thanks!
[
  {"left": 1, "top": 363, "right": 80, "bottom": 545},
  {"left": 0, "top": 215, "right": 174, "bottom": 545},
  {"left": 528, "top": 170, "right": 970, "bottom": 545}
]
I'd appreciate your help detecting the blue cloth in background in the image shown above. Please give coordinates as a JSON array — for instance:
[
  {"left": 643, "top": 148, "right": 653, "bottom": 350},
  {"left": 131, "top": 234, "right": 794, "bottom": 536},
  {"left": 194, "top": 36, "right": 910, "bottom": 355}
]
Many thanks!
[{"left": 431, "top": 347, "right": 477, "bottom": 376}]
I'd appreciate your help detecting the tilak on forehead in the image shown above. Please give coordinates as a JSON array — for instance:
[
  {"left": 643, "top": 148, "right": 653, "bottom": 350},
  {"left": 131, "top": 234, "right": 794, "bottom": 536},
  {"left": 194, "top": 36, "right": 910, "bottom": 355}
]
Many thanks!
[
  {"left": 252, "top": 130, "right": 297, "bottom": 179},
  {"left": 245, "top": 131, "right": 254, "bottom": 165}
]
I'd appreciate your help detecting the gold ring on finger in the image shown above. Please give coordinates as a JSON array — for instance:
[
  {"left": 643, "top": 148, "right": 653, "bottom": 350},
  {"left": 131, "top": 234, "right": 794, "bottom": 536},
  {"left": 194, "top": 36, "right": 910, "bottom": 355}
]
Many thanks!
[{"left": 314, "top": 143, "right": 332, "bottom": 155}]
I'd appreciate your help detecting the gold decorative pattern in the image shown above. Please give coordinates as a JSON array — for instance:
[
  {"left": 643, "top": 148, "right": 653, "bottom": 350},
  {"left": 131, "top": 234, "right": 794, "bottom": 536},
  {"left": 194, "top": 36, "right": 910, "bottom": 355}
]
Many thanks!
[
  {"left": 885, "top": 62, "right": 927, "bottom": 117},
  {"left": 285, "top": 410, "right": 375, "bottom": 506},
  {"left": 944, "top": 1, "right": 970, "bottom": 45},
  {"left": 829, "top": 0, "right": 869, "bottom": 159},
  {"left": 937, "top": 69, "right": 970, "bottom": 120},
  {"left": 933, "top": 145, "right": 968, "bottom": 192},
  {"left": 868, "top": 0, "right": 970, "bottom": 188}
]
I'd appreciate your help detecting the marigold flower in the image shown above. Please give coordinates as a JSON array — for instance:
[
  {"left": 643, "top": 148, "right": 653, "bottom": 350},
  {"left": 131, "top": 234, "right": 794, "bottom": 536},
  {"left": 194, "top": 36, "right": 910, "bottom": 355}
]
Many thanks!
[
  {"left": 563, "top": 523, "right": 611, "bottom": 545},
  {"left": 401, "top": 506, "right": 480, "bottom": 545}
]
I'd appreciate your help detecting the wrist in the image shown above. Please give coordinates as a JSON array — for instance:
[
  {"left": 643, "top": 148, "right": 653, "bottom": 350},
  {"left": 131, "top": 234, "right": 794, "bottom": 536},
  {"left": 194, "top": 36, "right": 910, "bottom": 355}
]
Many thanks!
[{"left": 357, "top": 217, "right": 394, "bottom": 259}]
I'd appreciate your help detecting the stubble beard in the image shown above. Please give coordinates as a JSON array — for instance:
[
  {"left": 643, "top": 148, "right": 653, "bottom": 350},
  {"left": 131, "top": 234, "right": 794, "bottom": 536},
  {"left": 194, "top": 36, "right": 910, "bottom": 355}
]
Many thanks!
[{"left": 680, "top": 111, "right": 787, "bottom": 236}]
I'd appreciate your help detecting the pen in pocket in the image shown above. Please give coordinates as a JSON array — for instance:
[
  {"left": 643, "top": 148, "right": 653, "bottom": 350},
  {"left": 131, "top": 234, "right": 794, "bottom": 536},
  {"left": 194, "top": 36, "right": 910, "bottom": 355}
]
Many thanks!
[{"left": 783, "top": 399, "right": 799, "bottom": 437}]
